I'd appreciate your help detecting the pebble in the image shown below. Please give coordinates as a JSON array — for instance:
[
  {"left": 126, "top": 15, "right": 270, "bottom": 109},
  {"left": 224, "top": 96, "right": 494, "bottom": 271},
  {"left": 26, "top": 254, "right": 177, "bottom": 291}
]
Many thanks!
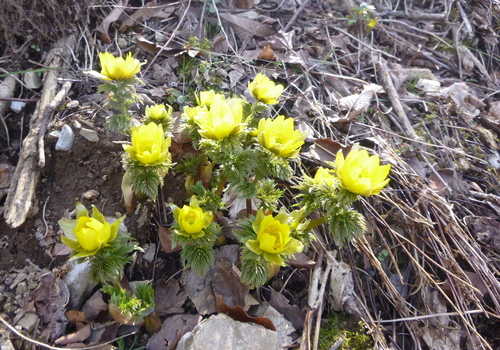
[
  {"left": 10, "top": 101, "right": 26, "bottom": 113},
  {"left": 55, "top": 125, "right": 75, "bottom": 151},
  {"left": 24, "top": 71, "right": 42, "bottom": 89},
  {"left": 118, "top": 37, "right": 128, "bottom": 49},
  {"left": 80, "top": 128, "right": 99, "bottom": 143},
  {"left": 15, "top": 281, "right": 27, "bottom": 295},
  {"left": 143, "top": 243, "right": 156, "bottom": 263},
  {"left": 16, "top": 313, "right": 39, "bottom": 332},
  {"left": 9, "top": 273, "right": 27, "bottom": 290},
  {"left": 82, "top": 189, "right": 100, "bottom": 200}
]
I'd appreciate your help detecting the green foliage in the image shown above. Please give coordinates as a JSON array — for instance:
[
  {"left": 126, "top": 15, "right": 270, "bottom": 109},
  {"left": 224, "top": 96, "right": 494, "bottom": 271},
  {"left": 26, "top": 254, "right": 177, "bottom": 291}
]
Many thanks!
[
  {"left": 180, "top": 244, "right": 215, "bottom": 276},
  {"left": 103, "top": 281, "right": 155, "bottom": 323},
  {"left": 328, "top": 208, "right": 366, "bottom": 247},
  {"left": 89, "top": 233, "right": 139, "bottom": 285},
  {"left": 240, "top": 257, "right": 269, "bottom": 288},
  {"left": 256, "top": 179, "right": 284, "bottom": 212},
  {"left": 190, "top": 181, "right": 224, "bottom": 213},
  {"left": 317, "top": 312, "right": 373, "bottom": 350},
  {"left": 128, "top": 165, "right": 164, "bottom": 200}
]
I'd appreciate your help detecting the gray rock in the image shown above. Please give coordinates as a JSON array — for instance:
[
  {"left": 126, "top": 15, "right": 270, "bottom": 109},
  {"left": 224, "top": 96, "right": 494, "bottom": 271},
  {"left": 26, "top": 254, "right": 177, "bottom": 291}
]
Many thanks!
[
  {"left": 24, "top": 71, "right": 42, "bottom": 89},
  {"left": 143, "top": 243, "right": 156, "bottom": 263},
  {"left": 63, "top": 261, "right": 97, "bottom": 310},
  {"left": 16, "top": 313, "right": 39, "bottom": 332},
  {"left": 82, "top": 189, "right": 100, "bottom": 200},
  {"left": 9, "top": 273, "right": 27, "bottom": 290},
  {"left": 15, "top": 282, "right": 27, "bottom": 296},
  {"left": 10, "top": 101, "right": 26, "bottom": 113},
  {"left": 80, "top": 128, "right": 99, "bottom": 143},
  {"left": 55, "top": 125, "right": 75, "bottom": 151},
  {"left": 176, "top": 314, "right": 278, "bottom": 350}
]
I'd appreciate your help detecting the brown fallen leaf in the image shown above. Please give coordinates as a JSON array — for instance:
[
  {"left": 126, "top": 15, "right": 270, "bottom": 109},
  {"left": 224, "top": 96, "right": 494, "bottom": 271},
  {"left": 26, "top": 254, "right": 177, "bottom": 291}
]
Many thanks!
[
  {"left": 154, "top": 278, "right": 187, "bottom": 316},
  {"left": 212, "top": 260, "right": 248, "bottom": 308},
  {"left": 301, "top": 139, "right": 352, "bottom": 164},
  {"left": 216, "top": 295, "right": 276, "bottom": 331},
  {"left": 257, "top": 45, "right": 275, "bottom": 60},
  {"left": 119, "top": 1, "right": 175, "bottom": 32},
  {"left": 54, "top": 323, "right": 91, "bottom": 345},
  {"left": 270, "top": 289, "right": 305, "bottom": 330},
  {"left": 441, "top": 271, "right": 489, "bottom": 300},
  {"left": 96, "top": 0, "right": 129, "bottom": 44},
  {"left": 65, "top": 310, "right": 86, "bottom": 323},
  {"left": 81, "top": 290, "right": 108, "bottom": 322},
  {"left": 147, "top": 314, "right": 201, "bottom": 350},
  {"left": 158, "top": 225, "right": 182, "bottom": 254}
]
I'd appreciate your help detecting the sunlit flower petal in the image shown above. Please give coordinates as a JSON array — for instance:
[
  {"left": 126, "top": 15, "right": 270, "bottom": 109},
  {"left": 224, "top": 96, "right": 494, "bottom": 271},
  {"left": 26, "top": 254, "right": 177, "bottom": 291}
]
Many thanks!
[
  {"left": 123, "top": 123, "right": 171, "bottom": 166},
  {"left": 171, "top": 196, "right": 213, "bottom": 239},
  {"left": 248, "top": 209, "right": 303, "bottom": 266},
  {"left": 257, "top": 115, "right": 305, "bottom": 158},
  {"left": 248, "top": 73, "right": 284, "bottom": 105},
  {"left": 334, "top": 144, "right": 391, "bottom": 196}
]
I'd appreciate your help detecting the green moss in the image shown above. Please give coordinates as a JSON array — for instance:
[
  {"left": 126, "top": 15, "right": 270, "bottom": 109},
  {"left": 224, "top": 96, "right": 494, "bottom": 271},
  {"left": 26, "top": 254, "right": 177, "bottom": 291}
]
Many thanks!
[{"left": 317, "top": 312, "right": 373, "bottom": 350}]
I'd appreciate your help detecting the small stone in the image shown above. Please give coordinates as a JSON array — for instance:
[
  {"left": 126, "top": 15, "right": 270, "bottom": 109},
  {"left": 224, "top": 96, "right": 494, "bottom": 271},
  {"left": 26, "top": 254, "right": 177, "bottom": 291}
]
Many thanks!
[
  {"left": 55, "top": 125, "right": 75, "bottom": 151},
  {"left": 10, "top": 101, "right": 26, "bottom": 113},
  {"left": 73, "top": 120, "right": 82, "bottom": 129},
  {"left": 16, "top": 313, "right": 39, "bottom": 332},
  {"left": 9, "top": 273, "right": 27, "bottom": 290},
  {"left": 15, "top": 282, "right": 27, "bottom": 296},
  {"left": 117, "top": 37, "right": 128, "bottom": 49},
  {"left": 82, "top": 189, "right": 100, "bottom": 200},
  {"left": 80, "top": 128, "right": 99, "bottom": 143},
  {"left": 64, "top": 261, "right": 97, "bottom": 310},
  {"left": 66, "top": 100, "right": 79, "bottom": 109},
  {"left": 176, "top": 314, "right": 278, "bottom": 350},
  {"left": 143, "top": 243, "right": 156, "bottom": 263},
  {"left": 24, "top": 71, "right": 42, "bottom": 89},
  {"left": 48, "top": 130, "right": 61, "bottom": 139}
]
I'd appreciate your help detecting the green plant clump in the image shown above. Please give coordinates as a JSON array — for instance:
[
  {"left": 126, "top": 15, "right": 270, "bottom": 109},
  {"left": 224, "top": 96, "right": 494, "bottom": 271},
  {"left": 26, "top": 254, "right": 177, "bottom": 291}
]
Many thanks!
[{"left": 317, "top": 312, "right": 373, "bottom": 350}]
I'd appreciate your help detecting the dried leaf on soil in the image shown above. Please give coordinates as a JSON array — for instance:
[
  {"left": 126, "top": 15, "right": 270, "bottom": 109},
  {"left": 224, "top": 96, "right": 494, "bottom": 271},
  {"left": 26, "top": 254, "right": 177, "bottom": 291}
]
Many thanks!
[
  {"left": 216, "top": 295, "right": 276, "bottom": 331},
  {"left": 155, "top": 278, "right": 187, "bottom": 316}
]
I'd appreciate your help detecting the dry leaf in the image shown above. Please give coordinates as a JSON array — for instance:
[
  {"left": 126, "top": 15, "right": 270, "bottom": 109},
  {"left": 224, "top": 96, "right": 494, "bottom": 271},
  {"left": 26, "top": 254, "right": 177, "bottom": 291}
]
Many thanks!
[
  {"left": 147, "top": 314, "right": 201, "bottom": 350},
  {"left": 270, "top": 289, "right": 305, "bottom": 330},
  {"left": 338, "top": 84, "right": 381, "bottom": 120},
  {"left": 96, "top": 0, "right": 128, "bottom": 44},
  {"left": 65, "top": 310, "right": 86, "bottom": 323},
  {"left": 158, "top": 225, "right": 182, "bottom": 254},
  {"left": 32, "top": 273, "right": 70, "bottom": 341},
  {"left": 219, "top": 13, "right": 272, "bottom": 41},
  {"left": 257, "top": 45, "right": 275, "bottom": 60},
  {"left": 212, "top": 260, "right": 248, "bottom": 308},
  {"left": 154, "top": 278, "right": 187, "bottom": 316},
  {"left": 216, "top": 295, "right": 276, "bottom": 331},
  {"left": 54, "top": 324, "right": 91, "bottom": 345},
  {"left": 119, "top": 1, "right": 175, "bottom": 31},
  {"left": 234, "top": 0, "right": 254, "bottom": 9},
  {"left": 81, "top": 290, "right": 108, "bottom": 322},
  {"left": 301, "top": 139, "right": 351, "bottom": 164}
]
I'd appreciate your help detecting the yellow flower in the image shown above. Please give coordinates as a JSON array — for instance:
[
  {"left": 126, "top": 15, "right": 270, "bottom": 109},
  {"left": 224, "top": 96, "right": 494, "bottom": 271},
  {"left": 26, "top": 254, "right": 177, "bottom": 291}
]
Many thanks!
[
  {"left": 196, "top": 90, "right": 225, "bottom": 107},
  {"left": 145, "top": 104, "right": 172, "bottom": 122},
  {"left": 182, "top": 106, "right": 208, "bottom": 123},
  {"left": 195, "top": 98, "right": 246, "bottom": 140},
  {"left": 311, "top": 167, "right": 337, "bottom": 187},
  {"left": 246, "top": 210, "right": 303, "bottom": 266},
  {"left": 172, "top": 196, "right": 213, "bottom": 239},
  {"left": 123, "top": 123, "right": 171, "bottom": 166},
  {"left": 257, "top": 115, "right": 306, "bottom": 158},
  {"left": 88, "top": 52, "right": 142, "bottom": 81},
  {"left": 59, "top": 203, "right": 124, "bottom": 258},
  {"left": 248, "top": 73, "right": 284, "bottom": 105},
  {"left": 333, "top": 144, "right": 391, "bottom": 196}
]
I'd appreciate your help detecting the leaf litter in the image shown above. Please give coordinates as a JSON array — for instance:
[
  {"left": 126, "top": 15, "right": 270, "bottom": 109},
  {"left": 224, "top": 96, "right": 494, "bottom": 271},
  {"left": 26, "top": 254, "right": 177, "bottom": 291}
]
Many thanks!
[{"left": 1, "top": 0, "right": 500, "bottom": 349}]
